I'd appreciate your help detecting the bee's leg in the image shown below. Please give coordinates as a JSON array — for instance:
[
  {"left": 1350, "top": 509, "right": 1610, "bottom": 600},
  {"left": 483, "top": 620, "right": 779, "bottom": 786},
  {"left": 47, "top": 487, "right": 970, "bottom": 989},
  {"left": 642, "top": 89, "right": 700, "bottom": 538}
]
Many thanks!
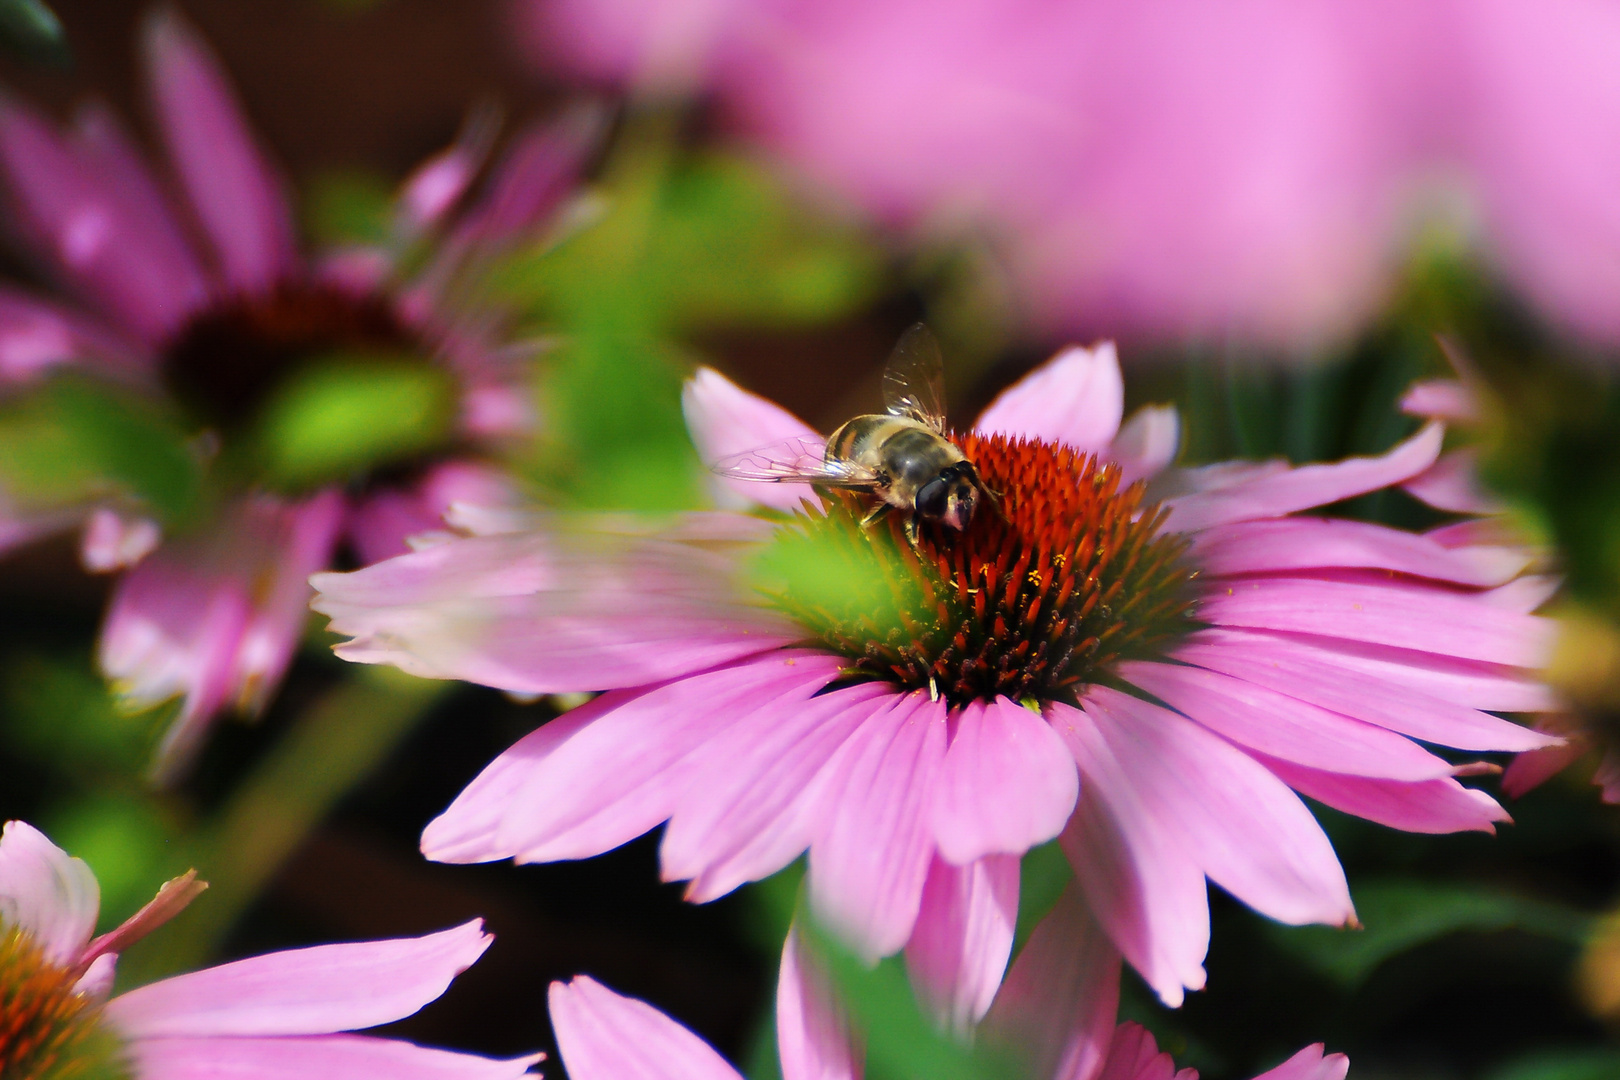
[
  {"left": 858, "top": 502, "right": 894, "bottom": 530},
  {"left": 904, "top": 514, "right": 921, "bottom": 546}
]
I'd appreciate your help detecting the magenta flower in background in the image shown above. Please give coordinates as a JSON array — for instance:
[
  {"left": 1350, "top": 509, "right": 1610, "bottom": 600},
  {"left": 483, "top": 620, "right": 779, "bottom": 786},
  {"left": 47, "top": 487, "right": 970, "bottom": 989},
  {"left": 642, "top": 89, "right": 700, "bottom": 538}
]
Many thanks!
[
  {"left": 314, "top": 340, "right": 1557, "bottom": 1009},
  {"left": 0, "top": 819, "right": 537, "bottom": 1079},
  {"left": 512, "top": 0, "right": 1620, "bottom": 348},
  {"left": 0, "top": 11, "right": 594, "bottom": 777}
]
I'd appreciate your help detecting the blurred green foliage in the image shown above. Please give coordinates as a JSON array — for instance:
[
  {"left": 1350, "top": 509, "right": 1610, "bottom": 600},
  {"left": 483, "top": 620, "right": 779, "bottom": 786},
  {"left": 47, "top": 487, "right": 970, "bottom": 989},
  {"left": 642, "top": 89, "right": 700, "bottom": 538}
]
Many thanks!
[{"left": 0, "top": 374, "right": 205, "bottom": 526}]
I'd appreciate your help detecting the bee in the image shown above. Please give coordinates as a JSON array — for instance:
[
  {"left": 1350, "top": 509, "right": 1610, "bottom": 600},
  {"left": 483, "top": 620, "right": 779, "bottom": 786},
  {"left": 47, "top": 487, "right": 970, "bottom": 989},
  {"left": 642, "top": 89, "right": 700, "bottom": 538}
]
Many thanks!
[{"left": 713, "top": 323, "right": 991, "bottom": 542}]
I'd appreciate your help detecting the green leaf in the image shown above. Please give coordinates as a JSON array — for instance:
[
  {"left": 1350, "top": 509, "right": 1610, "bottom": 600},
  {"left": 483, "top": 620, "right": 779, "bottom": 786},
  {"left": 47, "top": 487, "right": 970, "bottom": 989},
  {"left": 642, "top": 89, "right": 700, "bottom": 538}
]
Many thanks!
[
  {"left": 1, "top": 651, "right": 160, "bottom": 775},
  {"left": 0, "top": 374, "right": 204, "bottom": 524},
  {"left": 1487, "top": 1049, "right": 1620, "bottom": 1080},
  {"left": 250, "top": 354, "right": 457, "bottom": 490},
  {"left": 1263, "top": 879, "right": 1592, "bottom": 988},
  {"left": 0, "top": 0, "right": 67, "bottom": 65},
  {"left": 305, "top": 169, "right": 395, "bottom": 247},
  {"left": 1014, "top": 840, "right": 1070, "bottom": 951}
]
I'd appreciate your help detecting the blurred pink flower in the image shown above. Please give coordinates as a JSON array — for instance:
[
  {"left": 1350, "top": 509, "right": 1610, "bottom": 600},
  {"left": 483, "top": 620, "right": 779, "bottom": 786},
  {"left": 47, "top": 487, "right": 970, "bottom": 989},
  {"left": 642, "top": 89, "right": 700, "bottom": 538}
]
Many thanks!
[
  {"left": 513, "top": 0, "right": 1620, "bottom": 347},
  {"left": 315, "top": 340, "right": 1556, "bottom": 1008},
  {"left": 0, "top": 819, "right": 538, "bottom": 1080},
  {"left": 548, "top": 926, "right": 1348, "bottom": 1080},
  {"left": 0, "top": 12, "right": 593, "bottom": 778}
]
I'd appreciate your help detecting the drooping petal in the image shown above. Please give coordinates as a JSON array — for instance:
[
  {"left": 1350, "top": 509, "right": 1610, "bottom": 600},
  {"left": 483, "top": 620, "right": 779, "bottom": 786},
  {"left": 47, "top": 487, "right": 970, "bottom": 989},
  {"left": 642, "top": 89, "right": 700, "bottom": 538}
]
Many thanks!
[
  {"left": 983, "top": 885, "right": 1120, "bottom": 1080},
  {"left": 683, "top": 366, "right": 824, "bottom": 512},
  {"left": 1119, "top": 660, "right": 1454, "bottom": 780},
  {"left": 125, "top": 1034, "right": 540, "bottom": 1080},
  {"left": 396, "top": 108, "right": 498, "bottom": 233},
  {"left": 1200, "top": 575, "right": 1555, "bottom": 669},
  {"left": 1107, "top": 405, "right": 1179, "bottom": 485},
  {"left": 1501, "top": 724, "right": 1586, "bottom": 798},
  {"left": 144, "top": 10, "right": 297, "bottom": 296},
  {"left": 1190, "top": 516, "right": 1530, "bottom": 587},
  {"left": 904, "top": 854, "right": 1018, "bottom": 1034},
  {"left": 1172, "top": 629, "right": 1558, "bottom": 749},
  {"left": 1249, "top": 1044, "right": 1349, "bottom": 1080},
  {"left": 807, "top": 690, "right": 948, "bottom": 960},
  {"left": 1258, "top": 755, "right": 1510, "bottom": 835},
  {"left": 346, "top": 461, "right": 518, "bottom": 566},
  {"left": 106, "top": 920, "right": 492, "bottom": 1037},
  {"left": 549, "top": 975, "right": 742, "bottom": 1080},
  {"left": 929, "top": 697, "right": 1078, "bottom": 864},
  {"left": 1050, "top": 702, "right": 1209, "bottom": 1007},
  {"left": 313, "top": 512, "right": 797, "bottom": 695},
  {"left": 662, "top": 681, "right": 894, "bottom": 902},
  {"left": 447, "top": 105, "right": 605, "bottom": 251},
  {"left": 1402, "top": 449, "right": 1504, "bottom": 514},
  {"left": 974, "top": 343, "right": 1124, "bottom": 452},
  {"left": 80, "top": 508, "right": 161, "bottom": 572},
  {"left": 1095, "top": 1023, "right": 1187, "bottom": 1080},
  {"left": 1400, "top": 378, "right": 1478, "bottom": 423},
  {"left": 1162, "top": 423, "right": 1442, "bottom": 532},
  {"left": 0, "top": 820, "right": 99, "bottom": 966},
  {"left": 0, "top": 284, "right": 144, "bottom": 382},
  {"left": 778, "top": 928, "right": 863, "bottom": 1080},
  {"left": 1081, "top": 686, "right": 1355, "bottom": 928},
  {"left": 0, "top": 97, "right": 204, "bottom": 341}
]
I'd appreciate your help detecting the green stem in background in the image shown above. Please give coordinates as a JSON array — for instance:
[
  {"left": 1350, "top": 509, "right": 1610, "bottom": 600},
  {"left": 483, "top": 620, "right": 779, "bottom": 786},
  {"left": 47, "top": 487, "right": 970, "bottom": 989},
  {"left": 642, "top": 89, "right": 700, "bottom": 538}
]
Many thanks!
[{"left": 116, "top": 665, "right": 450, "bottom": 986}]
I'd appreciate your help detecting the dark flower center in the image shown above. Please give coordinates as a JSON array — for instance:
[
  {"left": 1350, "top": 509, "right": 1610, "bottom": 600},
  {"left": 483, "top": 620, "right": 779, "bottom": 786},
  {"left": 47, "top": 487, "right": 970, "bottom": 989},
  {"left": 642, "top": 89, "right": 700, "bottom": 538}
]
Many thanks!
[
  {"left": 757, "top": 431, "right": 1201, "bottom": 709},
  {"left": 161, "top": 284, "right": 459, "bottom": 493},
  {"left": 0, "top": 926, "right": 130, "bottom": 1080}
]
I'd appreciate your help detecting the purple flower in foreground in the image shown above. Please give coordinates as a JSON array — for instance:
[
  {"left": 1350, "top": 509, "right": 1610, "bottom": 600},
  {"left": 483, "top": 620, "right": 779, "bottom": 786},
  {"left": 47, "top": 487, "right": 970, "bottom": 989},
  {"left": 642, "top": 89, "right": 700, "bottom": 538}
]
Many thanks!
[
  {"left": 515, "top": 0, "right": 1620, "bottom": 347},
  {"left": 0, "top": 11, "right": 593, "bottom": 777},
  {"left": 0, "top": 820, "right": 537, "bottom": 1079},
  {"left": 314, "top": 341, "right": 1557, "bottom": 1008},
  {"left": 548, "top": 928, "right": 1347, "bottom": 1080}
]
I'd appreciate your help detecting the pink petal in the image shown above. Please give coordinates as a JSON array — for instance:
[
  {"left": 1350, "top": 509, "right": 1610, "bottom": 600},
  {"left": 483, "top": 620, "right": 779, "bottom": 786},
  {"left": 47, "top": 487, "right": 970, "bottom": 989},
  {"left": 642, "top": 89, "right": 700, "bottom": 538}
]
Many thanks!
[
  {"left": 0, "top": 820, "right": 98, "bottom": 966},
  {"left": 973, "top": 343, "right": 1124, "bottom": 453},
  {"left": 428, "top": 652, "right": 842, "bottom": 866},
  {"left": 682, "top": 366, "right": 824, "bottom": 512},
  {"left": 1402, "top": 449, "right": 1504, "bottom": 514},
  {"left": 1190, "top": 516, "right": 1529, "bottom": 587},
  {"left": 80, "top": 508, "right": 162, "bottom": 572},
  {"left": 127, "top": 1035, "right": 540, "bottom": 1080},
  {"left": 144, "top": 10, "right": 297, "bottom": 295},
  {"left": 347, "top": 461, "right": 518, "bottom": 566},
  {"left": 1119, "top": 661, "right": 1453, "bottom": 781},
  {"left": 1174, "top": 628, "right": 1557, "bottom": 743},
  {"left": 106, "top": 920, "right": 492, "bottom": 1037},
  {"left": 447, "top": 106, "right": 604, "bottom": 251},
  {"left": 1502, "top": 728, "right": 1586, "bottom": 798},
  {"left": 1400, "top": 378, "right": 1478, "bottom": 423},
  {"left": 0, "top": 285, "right": 143, "bottom": 382},
  {"left": 1096, "top": 1023, "right": 1186, "bottom": 1080},
  {"left": 1200, "top": 574, "right": 1555, "bottom": 669},
  {"left": 312, "top": 512, "right": 797, "bottom": 695},
  {"left": 1082, "top": 686, "right": 1355, "bottom": 928},
  {"left": 0, "top": 98, "right": 203, "bottom": 342},
  {"left": 1249, "top": 1045, "right": 1349, "bottom": 1080},
  {"left": 1259, "top": 754, "right": 1509, "bottom": 835},
  {"left": 1050, "top": 702, "right": 1209, "bottom": 1007},
  {"left": 929, "top": 697, "right": 1078, "bottom": 864},
  {"left": 662, "top": 681, "right": 894, "bottom": 902},
  {"left": 1162, "top": 423, "right": 1443, "bottom": 532},
  {"left": 807, "top": 690, "right": 948, "bottom": 960},
  {"left": 778, "top": 928, "right": 863, "bottom": 1080},
  {"left": 397, "top": 109, "right": 497, "bottom": 233},
  {"left": 1108, "top": 405, "right": 1180, "bottom": 485},
  {"left": 904, "top": 854, "right": 1018, "bottom": 1033},
  {"left": 983, "top": 885, "right": 1120, "bottom": 1080},
  {"left": 549, "top": 975, "right": 742, "bottom": 1080}
]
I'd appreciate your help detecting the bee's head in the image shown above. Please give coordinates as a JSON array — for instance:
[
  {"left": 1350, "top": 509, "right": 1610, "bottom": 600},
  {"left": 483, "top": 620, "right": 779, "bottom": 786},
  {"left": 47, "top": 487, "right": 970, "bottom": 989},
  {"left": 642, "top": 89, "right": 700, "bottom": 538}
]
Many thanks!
[{"left": 916, "top": 462, "right": 980, "bottom": 531}]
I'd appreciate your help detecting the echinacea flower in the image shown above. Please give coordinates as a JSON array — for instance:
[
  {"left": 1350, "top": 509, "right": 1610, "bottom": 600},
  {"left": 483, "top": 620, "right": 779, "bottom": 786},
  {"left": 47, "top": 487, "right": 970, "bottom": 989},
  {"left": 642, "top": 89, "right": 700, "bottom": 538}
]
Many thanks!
[
  {"left": 0, "top": 819, "right": 538, "bottom": 1080},
  {"left": 514, "top": 0, "right": 1620, "bottom": 347},
  {"left": 313, "top": 339, "right": 1558, "bottom": 1008},
  {"left": 0, "top": 11, "right": 594, "bottom": 777}
]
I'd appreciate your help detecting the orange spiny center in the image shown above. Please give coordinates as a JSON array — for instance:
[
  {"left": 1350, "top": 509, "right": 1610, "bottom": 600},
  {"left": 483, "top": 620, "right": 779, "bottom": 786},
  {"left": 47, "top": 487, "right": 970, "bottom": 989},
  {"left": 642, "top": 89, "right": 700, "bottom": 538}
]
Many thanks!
[
  {"left": 0, "top": 925, "right": 130, "bottom": 1080},
  {"left": 755, "top": 431, "right": 1200, "bottom": 708}
]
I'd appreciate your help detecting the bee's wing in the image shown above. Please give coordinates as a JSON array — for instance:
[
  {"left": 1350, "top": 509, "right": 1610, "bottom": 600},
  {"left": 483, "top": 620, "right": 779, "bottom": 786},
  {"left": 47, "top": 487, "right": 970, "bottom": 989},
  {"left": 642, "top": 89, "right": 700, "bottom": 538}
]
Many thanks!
[
  {"left": 881, "top": 322, "right": 948, "bottom": 433},
  {"left": 710, "top": 435, "right": 881, "bottom": 489}
]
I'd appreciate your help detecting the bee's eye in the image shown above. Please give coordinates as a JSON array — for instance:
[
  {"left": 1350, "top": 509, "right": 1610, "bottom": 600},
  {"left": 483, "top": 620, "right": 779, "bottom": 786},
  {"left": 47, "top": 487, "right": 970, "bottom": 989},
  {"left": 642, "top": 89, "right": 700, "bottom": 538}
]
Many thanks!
[{"left": 916, "top": 476, "right": 951, "bottom": 519}]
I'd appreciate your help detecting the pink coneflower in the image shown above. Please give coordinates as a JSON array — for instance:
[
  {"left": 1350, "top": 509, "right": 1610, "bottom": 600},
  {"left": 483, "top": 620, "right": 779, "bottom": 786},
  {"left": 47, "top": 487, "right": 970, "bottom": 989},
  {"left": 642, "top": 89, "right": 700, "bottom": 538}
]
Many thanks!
[
  {"left": 313, "top": 339, "right": 1557, "bottom": 1008},
  {"left": 0, "top": 819, "right": 538, "bottom": 1079},
  {"left": 0, "top": 11, "right": 593, "bottom": 777}
]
